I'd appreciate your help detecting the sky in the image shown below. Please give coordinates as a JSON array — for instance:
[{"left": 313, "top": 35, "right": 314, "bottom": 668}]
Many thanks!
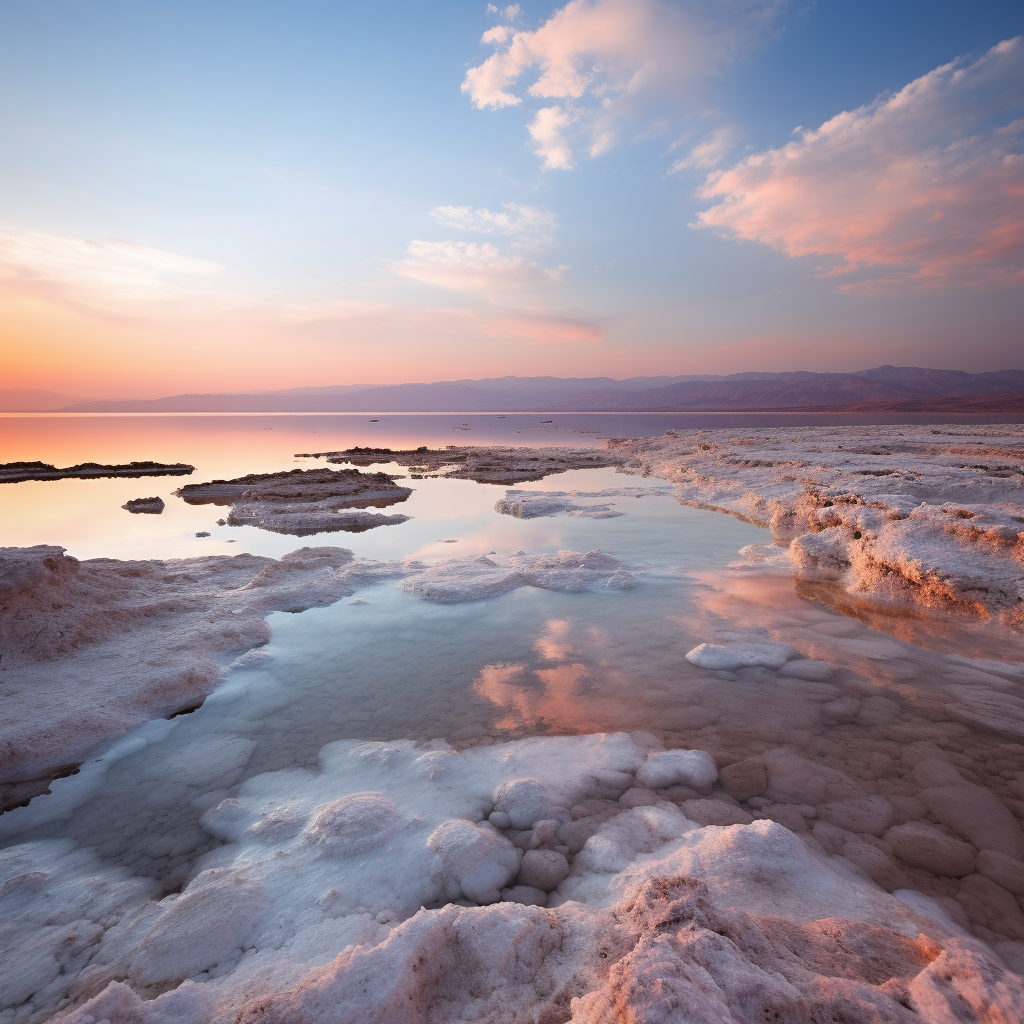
[{"left": 0, "top": 0, "right": 1022, "bottom": 399}]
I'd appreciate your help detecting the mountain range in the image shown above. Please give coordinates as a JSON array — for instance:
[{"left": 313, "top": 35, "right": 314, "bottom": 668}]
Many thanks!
[{"left": 4, "top": 367, "right": 1024, "bottom": 414}]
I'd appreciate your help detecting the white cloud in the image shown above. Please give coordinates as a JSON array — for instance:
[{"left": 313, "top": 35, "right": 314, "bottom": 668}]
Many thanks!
[
  {"left": 528, "top": 106, "right": 574, "bottom": 169},
  {"left": 428, "top": 202, "right": 558, "bottom": 244},
  {"left": 462, "top": 0, "right": 784, "bottom": 168},
  {"left": 486, "top": 3, "right": 522, "bottom": 19},
  {"left": 696, "top": 38, "right": 1024, "bottom": 290},
  {"left": 393, "top": 240, "right": 564, "bottom": 295},
  {"left": 0, "top": 233, "right": 221, "bottom": 298},
  {"left": 670, "top": 125, "right": 739, "bottom": 171}
]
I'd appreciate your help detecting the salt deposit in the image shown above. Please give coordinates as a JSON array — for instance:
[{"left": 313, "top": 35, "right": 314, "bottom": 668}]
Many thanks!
[
  {"left": 300, "top": 444, "right": 626, "bottom": 483},
  {"left": 122, "top": 497, "right": 165, "bottom": 514},
  {"left": 495, "top": 486, "right": 670, "bottom": 520},
  {"left": 0, "top": 461, "right": 195, "bottom": 483},
  {"left": 3, "top": 733, "right": 1020, "bottom": 1024},
  {"left": 607, "top": 424, "right": 1024, "bottom": 626},
  {"left": 177, "top": 468, "right": 413, "bottom": 536}
]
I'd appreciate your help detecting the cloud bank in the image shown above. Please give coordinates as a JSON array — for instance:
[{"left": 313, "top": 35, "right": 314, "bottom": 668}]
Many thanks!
[
  {"left": 697, "top": 38, "right": 1024, "bottom": 290},
  {"left": 462, "top": 0, "right": 783, "bottom": 169}
]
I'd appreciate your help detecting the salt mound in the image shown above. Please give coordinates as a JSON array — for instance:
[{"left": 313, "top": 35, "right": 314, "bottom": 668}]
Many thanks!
[
  {"left": 496, "top": 490, "right": 622, "bottom": 519},
  {"left": 685, "top": 640, "right": 799, "bottom": 671},
  {"left": 305, "top": 793, "right": 402, "bottom": 857}
]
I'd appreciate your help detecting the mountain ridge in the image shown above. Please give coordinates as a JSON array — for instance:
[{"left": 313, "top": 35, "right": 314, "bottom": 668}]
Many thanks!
[{"left": 5, "top": 367, "right": 1023, "bottom": 413}]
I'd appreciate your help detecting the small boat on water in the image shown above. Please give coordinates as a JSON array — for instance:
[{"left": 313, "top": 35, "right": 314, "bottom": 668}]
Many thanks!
[{"left": 369, "top": 418, "right": 379, "bottom": 422}]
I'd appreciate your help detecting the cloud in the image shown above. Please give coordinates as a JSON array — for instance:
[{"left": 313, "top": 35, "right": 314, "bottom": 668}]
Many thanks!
[
  {"left": 0, "top": 232, "right": 221, "bottom": 307},
  {"left": 696, "top": 38, "right": 1024, "bottom": 290},
  {"left": 392, "top": 239, "right": 564, "bottom": 295},
  {"left": 670, "top": 125, "right": 739, "bottom": 171},
  {"left": 428, "top": 202, "right": 557, "bottom": 244},
  {"left": 528, "top": 106, "right": 574, "bottom": 169},
  {"left": 462, "top": 0, "right": 783, "bottom": 168}
]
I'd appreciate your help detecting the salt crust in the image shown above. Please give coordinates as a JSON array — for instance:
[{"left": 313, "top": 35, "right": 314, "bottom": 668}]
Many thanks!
[
  {"left": 0, "top": 544, "right": 633, "bottom": 801},
  {"left": 3, "top": 733, "right": 1020, "bottom": 1024},
  {"left": 494, "top": 487, "right": 670, "bottom": 520},
  {"left": 599, "top": 425, "right": 1024, "bottom": 626},
  {"left": 176, "top": 468, "right": 413, "bottom": 536}
]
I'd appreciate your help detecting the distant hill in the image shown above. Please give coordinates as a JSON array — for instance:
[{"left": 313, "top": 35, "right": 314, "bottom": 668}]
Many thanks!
[
  {"left": 0, "top": 389, "right": 90, "bottom": 411},
  {"left": 35, "top": 367, "right": 1024, "bottom": 414},
  {"left": 57, "top": 375, "right": 725, "bottom": 413},
  {"left": 546, "top": 367, "right": 1024, "bottom": 412}
]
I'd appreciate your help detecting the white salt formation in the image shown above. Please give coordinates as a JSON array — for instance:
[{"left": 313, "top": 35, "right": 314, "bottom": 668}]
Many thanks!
[
  {"left": 397, "top": 550, "right": 635, "bottom": 603},
  {"left": 301, "top": 444, "right": 626, "bottom": 483},
  {"left": 608, "top": 424, "right": 1024, "bottom": 626},
  {"left": 2, "top": 733, "right": 1020, "bottom": 1024},
  {"left": 176, "top": 468, "right": 413, "bottom": 536},
  {"left": 0, "top": 544, "right": 635, "bottom": 809},
  {"left": 494, "top": 486, "right": 670, "bottom": 519}
]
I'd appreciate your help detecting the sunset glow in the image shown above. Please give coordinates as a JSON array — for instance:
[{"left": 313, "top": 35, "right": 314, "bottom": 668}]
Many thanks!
[{"left": 1, "top": 1, "right": 1021, "bottom": 398}]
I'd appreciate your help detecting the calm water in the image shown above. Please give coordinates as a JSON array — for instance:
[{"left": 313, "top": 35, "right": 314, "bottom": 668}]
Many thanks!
[{"left": 2, "top": 414, "right": 1023, "bottom": 926}]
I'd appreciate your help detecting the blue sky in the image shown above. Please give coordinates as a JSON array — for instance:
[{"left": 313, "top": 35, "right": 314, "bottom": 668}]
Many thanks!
[{"left": 1, "top": 0, "right": 1021, "bottom": 397}]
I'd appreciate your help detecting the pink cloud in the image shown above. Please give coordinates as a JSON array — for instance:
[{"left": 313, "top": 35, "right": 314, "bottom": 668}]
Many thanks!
[
  {"left": 696, "top": 38, "right": 1024, "bottom": 290},
  {"left": 392, "top": 240, "right": 564, "bottom": 295},
  {"left": 462, "top": 0, "right": 782, "bottom": 167}
]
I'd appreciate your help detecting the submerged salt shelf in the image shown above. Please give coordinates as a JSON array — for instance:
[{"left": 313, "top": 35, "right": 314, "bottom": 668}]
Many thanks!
[{"left": 2, "top": 419, "right": 1024, "bottom": 1022}]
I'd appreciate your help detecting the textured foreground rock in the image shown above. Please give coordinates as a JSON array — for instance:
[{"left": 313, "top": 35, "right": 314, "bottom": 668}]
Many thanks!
[{"left": 4, "top": 734, "right": 1017, "bottom": 1024}]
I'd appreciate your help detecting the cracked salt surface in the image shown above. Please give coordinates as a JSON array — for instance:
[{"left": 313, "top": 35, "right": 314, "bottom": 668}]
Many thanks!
[{"left": 3, "top": 451, "right": 1024, "bottom": 1020}]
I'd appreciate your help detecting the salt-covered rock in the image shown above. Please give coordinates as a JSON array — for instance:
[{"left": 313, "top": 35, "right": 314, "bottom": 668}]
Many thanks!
[
  {"left": 919, "top": 785, "right": 1024, "bottom": 859},
  {"left": 761, "top": 748, "right": 867, "bottom": 805},
  {"left": 487, "top": 810, "right": 512, "bottom": 830},
  {"left": 427, "top": 820, "right": 522, "bottom": 904},
  {"left": 493, "top": 778, "right": 559, "bottom": 830},
  {"left": 304, "top": 793, "right": 402, "bottom": 857},
  {"left": 975, "top": 849, "right": 1024, "bottom": 896},
  {"left": 517, "top": 850, "right": 570, "bottom": 892},
  {"left": 717, "top": 757, "right": 768, "bottom": 801},
  {"left": 817, "top": 795, "right": 895, "bottom": 837},
  {"left": 129, "top": 871, "right": 266, "bottom": 986},
  {"left": 955, "top": 874, "right": 1024, "bottom": 940},
  {"left": 884, "top": 822, "right": 977, "bottom": 877},
  {"left": 680, "top": 799, "right": 754, "bottom": 827},
  {"left": 500, "top": 885, "right": 548, "bottom": 906},
  {"left": 636, "top": 750, "right": 718, "bottom": 792},
  {"left": 855, "top": 695, "right": 902, "bottom": 726},
  {"left": 840, "top": 840, "right": 910, "bottom": 893},
  {"left": 779, "top": 659, "right": 835, "bottom": 681},
  {"left": 495, "top": 491, "right": 623, "bottom": 519},
  {"left": 912, "top": 757, "right": 968, "bottom": 789},
  {"left": 685, "top": 640, "right": 799, "bottom": 671}
]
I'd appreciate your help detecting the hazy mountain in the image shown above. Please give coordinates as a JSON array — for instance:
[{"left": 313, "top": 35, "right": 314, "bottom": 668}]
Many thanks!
[
  {"left": 0, "top": 389, "right": 90, "bottom": 411},
  {"left": 48, "top": 367, "right": 1024, "bottom": 414},
  {"left": 547, "top": 367, "right": 1024, "bottom": 411},
  {"left": 58, "top": 375, "right": 725, "bottom": 413}
]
